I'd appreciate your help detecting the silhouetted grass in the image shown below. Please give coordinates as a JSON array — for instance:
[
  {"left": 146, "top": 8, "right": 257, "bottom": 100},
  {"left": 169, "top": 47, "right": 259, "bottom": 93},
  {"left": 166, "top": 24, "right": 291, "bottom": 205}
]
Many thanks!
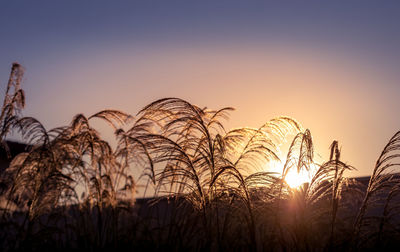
[{"left": 1, "top": 63, "right": 400, "bottom": 251}]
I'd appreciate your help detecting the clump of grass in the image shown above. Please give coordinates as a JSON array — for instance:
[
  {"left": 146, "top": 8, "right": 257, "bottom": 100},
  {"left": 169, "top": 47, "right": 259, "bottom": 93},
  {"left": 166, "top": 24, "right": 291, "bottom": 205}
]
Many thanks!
[
  {"left": 1, "top": 63, "right": 400, "bottom": 251},
  {"left": 352, "top": 130, "right": 400, "bottom": 248}
]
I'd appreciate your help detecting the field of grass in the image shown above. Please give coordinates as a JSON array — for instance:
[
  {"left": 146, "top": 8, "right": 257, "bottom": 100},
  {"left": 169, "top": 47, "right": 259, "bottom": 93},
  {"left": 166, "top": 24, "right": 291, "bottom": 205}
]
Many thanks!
[{"left": 1, "top": 63, "right": 400, "bottom": 251}]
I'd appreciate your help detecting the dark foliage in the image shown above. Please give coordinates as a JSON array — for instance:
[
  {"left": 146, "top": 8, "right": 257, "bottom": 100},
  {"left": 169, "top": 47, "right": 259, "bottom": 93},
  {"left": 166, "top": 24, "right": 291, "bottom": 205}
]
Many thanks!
[{"left": 0, "top": 64, "right": 399, "bottom": 251}]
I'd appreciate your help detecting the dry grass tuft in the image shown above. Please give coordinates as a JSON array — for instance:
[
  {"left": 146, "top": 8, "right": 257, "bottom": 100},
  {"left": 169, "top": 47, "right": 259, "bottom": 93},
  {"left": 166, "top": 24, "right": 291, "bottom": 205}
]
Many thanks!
[{"left": 0, "top": 64, "right": 400, "bottom": 251}]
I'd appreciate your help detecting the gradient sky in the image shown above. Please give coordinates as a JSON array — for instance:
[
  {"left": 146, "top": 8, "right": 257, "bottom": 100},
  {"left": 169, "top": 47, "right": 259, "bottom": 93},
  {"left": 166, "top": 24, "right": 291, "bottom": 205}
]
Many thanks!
[{"left": 1, "top": 1, "right": 400, "bottom": 177}]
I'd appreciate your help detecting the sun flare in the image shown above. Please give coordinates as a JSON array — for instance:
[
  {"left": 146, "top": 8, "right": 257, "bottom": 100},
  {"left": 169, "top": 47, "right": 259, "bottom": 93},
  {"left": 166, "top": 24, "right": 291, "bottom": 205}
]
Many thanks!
[
  {"left": 268, "top": 160, "right": 312, "bottom": 189},
  {"left": 284, "top": 169, "right": 311, "bottom": 189}
]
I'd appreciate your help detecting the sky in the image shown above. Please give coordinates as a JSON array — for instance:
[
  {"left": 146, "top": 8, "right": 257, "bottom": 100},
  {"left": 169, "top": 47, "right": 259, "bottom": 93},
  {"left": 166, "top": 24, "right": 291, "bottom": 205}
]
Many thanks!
[{"left": 1, "top": 1, "right": 400, "bottom": 177}]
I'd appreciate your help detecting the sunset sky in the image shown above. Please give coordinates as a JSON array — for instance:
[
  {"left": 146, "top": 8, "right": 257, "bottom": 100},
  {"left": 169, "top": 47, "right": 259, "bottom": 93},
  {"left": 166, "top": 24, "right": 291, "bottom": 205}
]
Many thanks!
[{"left": 1, "top": 1, "right": 400, "bottom": 177}]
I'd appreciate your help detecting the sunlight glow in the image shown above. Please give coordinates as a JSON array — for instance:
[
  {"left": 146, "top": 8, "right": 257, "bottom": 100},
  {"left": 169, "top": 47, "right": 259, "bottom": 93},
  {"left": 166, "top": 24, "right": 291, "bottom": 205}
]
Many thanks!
[
  {"left": 267, "top": 160, "right": 313, "bottom": 189},
  {"left": 285, "top": 169, "right": 311, "bottom": 189}
]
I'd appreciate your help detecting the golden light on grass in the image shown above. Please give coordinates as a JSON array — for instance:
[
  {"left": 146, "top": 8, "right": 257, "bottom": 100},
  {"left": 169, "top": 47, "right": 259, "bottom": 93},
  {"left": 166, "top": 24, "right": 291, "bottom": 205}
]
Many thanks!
[{"left": 3, "top": 63, "right": 400, "bottom": 251}]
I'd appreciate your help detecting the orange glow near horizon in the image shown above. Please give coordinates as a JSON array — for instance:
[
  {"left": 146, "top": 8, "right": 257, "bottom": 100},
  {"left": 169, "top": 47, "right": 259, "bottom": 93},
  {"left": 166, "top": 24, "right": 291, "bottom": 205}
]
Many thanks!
[{"left": 22, "top": 43, "right": 399, "bottom": 180}]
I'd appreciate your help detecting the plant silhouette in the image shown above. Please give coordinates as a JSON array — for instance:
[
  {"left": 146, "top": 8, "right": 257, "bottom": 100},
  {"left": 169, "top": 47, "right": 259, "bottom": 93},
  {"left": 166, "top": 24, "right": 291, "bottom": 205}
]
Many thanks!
[{"left": 0, "top": 63, "right": 400, "bottom": 251}]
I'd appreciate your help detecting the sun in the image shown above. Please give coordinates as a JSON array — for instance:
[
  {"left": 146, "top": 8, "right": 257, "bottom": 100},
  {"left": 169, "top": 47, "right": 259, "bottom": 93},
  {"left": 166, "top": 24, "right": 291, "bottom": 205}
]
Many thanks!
[
  {"left": 267, "top": 160, "right": 312, "bottom": 189},
  {"left": 284, "top": 169, "right": 311, "bottom": 189}
]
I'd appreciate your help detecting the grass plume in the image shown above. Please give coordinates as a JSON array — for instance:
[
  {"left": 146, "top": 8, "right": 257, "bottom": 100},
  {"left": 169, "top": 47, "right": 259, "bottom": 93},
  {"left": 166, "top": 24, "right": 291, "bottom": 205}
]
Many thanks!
[{"left": 0, "top": 63, "right": 399, "bottom": 251}]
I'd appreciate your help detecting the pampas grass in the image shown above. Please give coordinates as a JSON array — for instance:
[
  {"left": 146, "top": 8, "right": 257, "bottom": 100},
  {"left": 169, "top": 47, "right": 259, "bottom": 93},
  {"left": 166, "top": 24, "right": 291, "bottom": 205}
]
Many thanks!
[{"left": 1, "top": 63, "right": 400, "bottom": 251}]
